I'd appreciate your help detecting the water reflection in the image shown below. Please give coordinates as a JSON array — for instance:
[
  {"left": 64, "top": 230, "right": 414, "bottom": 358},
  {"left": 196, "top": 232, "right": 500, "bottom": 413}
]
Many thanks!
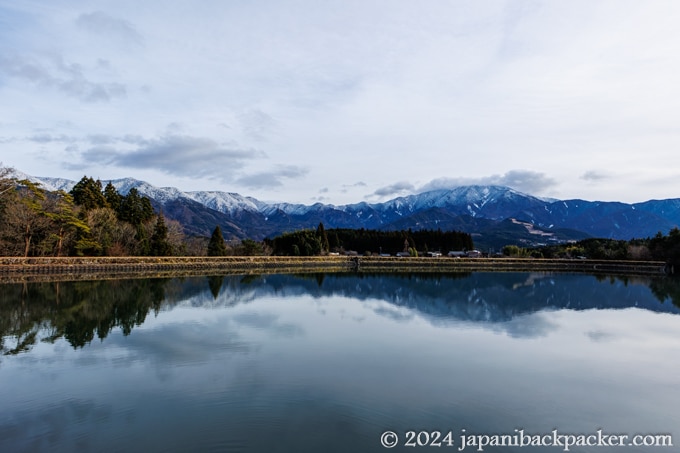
[
  {"left": 2, "top": 272, "right": 680, "bottom": 357},
  {"left": 1, "top": 272, "right": 680, "bottom": 452}
]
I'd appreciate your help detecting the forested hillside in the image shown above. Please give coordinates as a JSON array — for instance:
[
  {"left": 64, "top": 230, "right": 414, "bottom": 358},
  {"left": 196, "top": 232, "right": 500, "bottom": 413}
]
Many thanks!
[{"left": 0, "top": 168, "right": 184, "bottom": 257}]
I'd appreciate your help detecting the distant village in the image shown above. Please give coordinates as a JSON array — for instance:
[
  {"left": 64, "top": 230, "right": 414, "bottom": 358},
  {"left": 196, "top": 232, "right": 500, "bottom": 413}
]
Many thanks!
[{"left": 331, "top": 249, "right": 483, "bottom": 258}]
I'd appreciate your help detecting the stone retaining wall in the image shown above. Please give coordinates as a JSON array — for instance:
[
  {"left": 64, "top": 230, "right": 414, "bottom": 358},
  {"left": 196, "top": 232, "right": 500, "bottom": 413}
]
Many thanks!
[{"left": 0, "top": 256, "right": 667, "bottom": 282}]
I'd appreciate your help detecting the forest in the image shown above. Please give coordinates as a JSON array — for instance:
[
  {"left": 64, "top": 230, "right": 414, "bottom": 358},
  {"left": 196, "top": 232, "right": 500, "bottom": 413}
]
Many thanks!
[
  {"left": 0, "top": 166, "right": 183, "bottom": 257},
  {"left": 263, "top": 224, "right": 474, "bottom": 256}
]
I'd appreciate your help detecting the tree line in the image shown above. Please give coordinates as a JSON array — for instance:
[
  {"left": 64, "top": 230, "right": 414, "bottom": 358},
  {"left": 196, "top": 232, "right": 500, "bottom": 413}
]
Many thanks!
[
  {"left": 263, "top": 223, "right": 474, "bottom": 256},
  {"left": 0, "top": 167, "right": 182, "bottom": 257},
  {"left": 503, "top": 230, "right": 680, "bottom": 266}
]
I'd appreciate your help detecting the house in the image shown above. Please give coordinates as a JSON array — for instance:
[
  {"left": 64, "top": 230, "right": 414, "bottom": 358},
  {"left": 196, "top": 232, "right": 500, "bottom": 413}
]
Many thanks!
[{"left": 448, "top": 250, "right": 482, "bottom": 258}]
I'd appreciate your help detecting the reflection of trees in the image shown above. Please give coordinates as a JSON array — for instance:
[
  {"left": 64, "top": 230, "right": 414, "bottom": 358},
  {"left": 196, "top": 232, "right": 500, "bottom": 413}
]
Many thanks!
[
  {"left": 649, "top": 277, "right": 680, "bottom": 309},
  {"left": 2, "top": 272, "right": 680, "bottom": 359},
  {"left": 207, "top": 275, "right": 224, "bottom": 299},
  {"left": 0, "top": 279, "right": 170, "bottom": 355}
]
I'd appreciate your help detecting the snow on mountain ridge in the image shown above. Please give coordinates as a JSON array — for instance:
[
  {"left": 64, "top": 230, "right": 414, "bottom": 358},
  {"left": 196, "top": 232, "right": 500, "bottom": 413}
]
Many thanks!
[
  {"left": 29, "top": 176, "right": 76, "bottom": 192},
  {"left": 185, "top": 191, "right": 261, "bottom": 214},
  {"left": 20, "top": 172, "right": 542, "bottom": 221}
]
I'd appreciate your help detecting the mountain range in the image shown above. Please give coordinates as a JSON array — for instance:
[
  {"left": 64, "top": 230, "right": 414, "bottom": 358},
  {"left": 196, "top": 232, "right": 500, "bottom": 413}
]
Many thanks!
[{"left": 19, "top": 172, "right": 680, "bottom": 250}]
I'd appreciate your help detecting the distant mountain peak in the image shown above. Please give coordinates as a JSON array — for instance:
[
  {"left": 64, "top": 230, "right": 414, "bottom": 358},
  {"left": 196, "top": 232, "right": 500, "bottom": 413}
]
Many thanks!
[{"left": 10, "top": 171, "right": 680, "bottom": 244}]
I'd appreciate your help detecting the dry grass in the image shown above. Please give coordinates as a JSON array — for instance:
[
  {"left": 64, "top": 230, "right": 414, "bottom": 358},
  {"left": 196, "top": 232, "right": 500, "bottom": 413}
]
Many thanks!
[{"left": 0, "top": 256, "right": 667, "bottom": 284}]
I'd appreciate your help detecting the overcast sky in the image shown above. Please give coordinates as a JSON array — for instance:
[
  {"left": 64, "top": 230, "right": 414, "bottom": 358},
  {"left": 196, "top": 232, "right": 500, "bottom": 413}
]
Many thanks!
[{"left": 1, "top": 0, "right": 680, "bottom": 205}]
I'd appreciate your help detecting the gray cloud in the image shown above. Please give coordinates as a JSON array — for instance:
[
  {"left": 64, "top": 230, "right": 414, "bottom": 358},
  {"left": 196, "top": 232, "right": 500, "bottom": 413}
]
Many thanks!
[
  {"left": 86, "top": 134, "right": 116, "bottom": 145},
  {"left": 28, "top": 133, "right": 76, "bottom": 144},
  {"left": 340, "top": 182, "right": 367, "bottom": 193},
  {"left": 235, "top": 165, "right": 309, "bottom": 189},
  {"left": 580, "top": 170, "right": 609, "bottom": 182},
  {"left": 238, "top": 109, "right": 275, "bottom": 141},
  {"left": 76, "top": 11, "right": 143, "bottom": 46},
  {"left": 75, "top": 134, "right": 265, "bottom": 180},
  {"left": 371, "top": 181, "right": 415, "bottom": 198},
  {"left": 419, "top": 170, "right": 557, "bottom": 194},
  {"left": 0, "top": 54, "right": 126, "bottom": 102},
  {"left": 86, "top": 134, "right": 149, "bottom": 146}
]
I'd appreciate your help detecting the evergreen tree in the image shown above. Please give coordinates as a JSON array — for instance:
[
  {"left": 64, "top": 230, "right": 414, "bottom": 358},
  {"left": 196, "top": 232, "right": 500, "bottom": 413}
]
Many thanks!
[
  {"left": 317, "top": 222, "right": 329, "bottom": 253},
  {"left": 136, "top": 223, "right": 150, "bottom": 256},
  {"left": 70, "top": 176, "right": 107, "bottom": 211},
  {"left": 149, "top": 214, "right": 173, "bottom": 256},
  {"left": 103, "top": 182, "right": 123, "bottom": 213},
  {"left": 207, "top": 226, "right": 228, "bottom": 256},
  {"left": 119, "top": 188, "right": 154, "bottom": 226},
  {"left": 241, "top": 239, "right": 264, "bottom": 256},
  {"left": 44, "top": 191, "right": 92, "bottom": 256}
]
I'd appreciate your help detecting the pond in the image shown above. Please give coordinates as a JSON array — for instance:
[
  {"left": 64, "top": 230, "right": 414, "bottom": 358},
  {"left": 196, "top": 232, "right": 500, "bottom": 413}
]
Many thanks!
[{"left": 1, "top": 272, "right": 679, "bottom": 452}]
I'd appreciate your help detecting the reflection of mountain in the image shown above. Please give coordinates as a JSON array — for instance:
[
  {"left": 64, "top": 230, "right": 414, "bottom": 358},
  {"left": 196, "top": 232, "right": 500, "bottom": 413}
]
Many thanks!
[
  {"left": 222, "top": 272, "right": 680, "bottom": 322},
  {"left": 2, "top": 273, "right": 680, "bottom": 357}
]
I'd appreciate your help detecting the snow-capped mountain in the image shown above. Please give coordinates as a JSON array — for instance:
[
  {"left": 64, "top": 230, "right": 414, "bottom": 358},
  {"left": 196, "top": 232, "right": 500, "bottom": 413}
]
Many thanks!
[
  {"left": 18, "top": 173, "right": 680, "bottom": 245},
  {"left": 184, "top": 191, "right": 261, "bottom": 215}
]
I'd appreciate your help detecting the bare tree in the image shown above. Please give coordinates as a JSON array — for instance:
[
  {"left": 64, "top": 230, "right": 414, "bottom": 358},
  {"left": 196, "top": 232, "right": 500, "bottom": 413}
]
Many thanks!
[{"left": 4, "top": 190, "right": 51, "bottom": 256}]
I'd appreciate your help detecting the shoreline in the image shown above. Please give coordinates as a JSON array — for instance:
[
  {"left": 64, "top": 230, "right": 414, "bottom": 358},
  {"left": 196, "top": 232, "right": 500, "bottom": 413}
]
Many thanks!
[{"left": 0, "top": 256, "right": 668, "bottom": 283}]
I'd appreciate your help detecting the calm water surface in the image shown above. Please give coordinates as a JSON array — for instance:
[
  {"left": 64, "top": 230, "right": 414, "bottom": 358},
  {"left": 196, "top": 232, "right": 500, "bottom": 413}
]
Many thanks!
[{"left": 1, "top": 272, "right": 679, "bottom": 452}]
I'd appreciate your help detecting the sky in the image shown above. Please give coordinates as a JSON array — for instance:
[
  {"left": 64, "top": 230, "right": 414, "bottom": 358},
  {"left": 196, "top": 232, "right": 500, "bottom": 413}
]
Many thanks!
[{"left": 1, "top": 0, "right": 680, "bottom": 205}]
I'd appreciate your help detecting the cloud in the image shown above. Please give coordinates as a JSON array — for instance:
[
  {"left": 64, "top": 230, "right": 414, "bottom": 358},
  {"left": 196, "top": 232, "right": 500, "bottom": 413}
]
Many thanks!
[
  {"left": 419, "top": 170, "right": 557, "bottom": 194},
  {"left": 580, "top": 170, "right": 609, "bottom": 182},
  {"left": 74, "top": 134, "right": 265, "bottom": 181},
  {"left": 371, "top": 181, "right": 415, "bottom": 198},
  {"left": 0, "top": 54, "right": 126, "bottom": 102},
  {"left": 342, "top": 182, "right": 367, "bottom": 188},
  {"left": 27, "top": 133, "right": 76, "bottom": 144},
  {"left": 238, "top": 109, "right": 276, "bottom": 141},
  {"left": 235, "top": 165, "right": 309, "bottom": 189},
  {"left": 76, "top": 11, "right": 143, "bottom": 46}
]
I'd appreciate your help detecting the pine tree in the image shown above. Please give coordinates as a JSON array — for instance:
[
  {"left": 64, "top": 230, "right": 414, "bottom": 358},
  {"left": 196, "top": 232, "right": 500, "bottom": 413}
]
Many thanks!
[
  {"left": 136, "top": 223, "right": 150, "bottom": 256},
  {"left": 119, "top": 188, "right": 154, "bottom": 226},
  {"left": 45, "top": 191, "right": 91, "bottom": 256},
  {"left": 149, "top": 213, "right": 173, "bottom": 256},
  {"left": 317, "top": 222, "right": 329, "bottom": 253},
  {"left": 207, "top": 226, "right": 228, "bottom": 256},
  {"left": 70, "top": 176, "right": 107, "bottom": 211},
  {"left": 103, "top": 182, "right": 122, "bottom": 213}
]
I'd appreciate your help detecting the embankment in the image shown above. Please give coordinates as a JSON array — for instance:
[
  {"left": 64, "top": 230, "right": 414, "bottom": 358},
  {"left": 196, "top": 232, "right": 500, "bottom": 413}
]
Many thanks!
[{"left": 0, "top": 256, "right": 668, "bottom": 283}]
